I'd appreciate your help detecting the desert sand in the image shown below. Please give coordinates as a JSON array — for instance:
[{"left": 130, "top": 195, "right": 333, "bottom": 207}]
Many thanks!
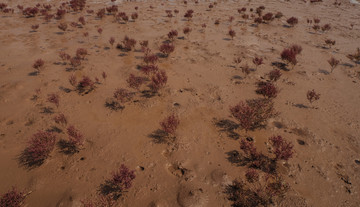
[{"left": 0, "top": 0, "right": 360, "bottom": 206}]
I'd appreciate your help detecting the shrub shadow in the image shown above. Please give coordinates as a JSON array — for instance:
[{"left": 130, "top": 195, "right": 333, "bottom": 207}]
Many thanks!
[
  {"left": 214, "top": 119, "right": 240, "bottom": 140},
  {"left": 148, "top": 129, "right": 174, "bottom": 144},
  {"left": 57, "top": 139, "right": 78, "bottom": 155}
]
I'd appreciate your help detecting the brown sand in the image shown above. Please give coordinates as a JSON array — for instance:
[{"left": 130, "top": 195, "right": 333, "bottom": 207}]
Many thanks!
[{"left": 0, "top": 0, "right": 360, "bottom": 206}]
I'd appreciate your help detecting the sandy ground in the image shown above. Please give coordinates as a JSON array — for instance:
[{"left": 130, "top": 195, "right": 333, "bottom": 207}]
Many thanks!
[{"left": 0, "top": 0, "right": 360, "bottom": 206}]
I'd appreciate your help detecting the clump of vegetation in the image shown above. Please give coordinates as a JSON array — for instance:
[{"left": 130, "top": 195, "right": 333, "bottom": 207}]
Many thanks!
[
  {"left": 99, "top": 164, "right": 136, "bottom": 200},
  {"left": 160, "top": 114, "right": 180, "bottom": 135},
  {"left": 58, "top": 22, "right": 68, "bottom": 32},
  {"left": 167, "top": 30, "right": 178, "bottom": 41},
  {"left": 269, "top": 136, "right": 294, "bottom": 161},
  {"left": 347, "top": 48, "right": 360, "bottom": 65},
  {"left": 151, "top": 70, "right": 168, "bottom": 91},
  {"left": 230, "top": 98, "right": 277, "bottom": 131},
  {"left": 253, "top": 57, "right": 263, "bottom": 69},
  {"left": 307, "top": 89, "right": 320, "bottom": 104},
  {"left": 328, "top": 57, "right": 339, "bottom": 73},
  {"left": 0, "top": 187, "right": 26, "bottom": 207},
  {"left": 127, "top": 74, "right": 145, "bottom": 90},
  {"left": 228, "top": 29, "right": 236, "bottom": 39},
  {"left": 286, "top": 17, "right": 298, "bottom": 27},
  {"left": 268, "top": 69, "right": 282, "bottom": 82},
  {"left": 21, "top": 131, "right": 56, "bottom": 167},
  {"left": 117, "top": 36, "right": 136, "bottom": 51},
  {"left": 33, "top": 59, "right": 45, "bottom": 73},
  {"left": 159, "top": 43, "right": 175, "bottom": 57},
  {"left": 256, "top": 81, "right": 278, "bottom": 99},
  {"left": 47, "top": 93, "right": 60, "bottom": 108}
]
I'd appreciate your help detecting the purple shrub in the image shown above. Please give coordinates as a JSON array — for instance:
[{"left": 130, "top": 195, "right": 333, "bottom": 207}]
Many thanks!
[
  {"left": 143, "top": 54, "right": 159, "bottom": 65},
  {"left": 167, "top": 30, "right": 178, "bottom": 41},
  {"left": 240, "top": 139, "right": 260, "bottom": 160},
  {"left": 307, "top": 89, "right": 320, "bottom": 104},
  {"left": 33, "top": 59, "right": 44, "bottom": 72},
  {"left": 269, "top": 136, "right": 294, "bottom": 161},
  {"left": 151, "top": 70, "right": 168, "bottom": 91},
  {"left": 23, "top": 131, "right": 56, "bottom": 166},
  {"left": 228, "top": 29, "right": 236, "bottom": 39},
  {"left": 141, "top": 65, "right": 159, "bottom": 75},
  {"left": 67, "top": 125, "right": 84, "bottom": 146},
  {"left": 47, "top": 93, "right": 60, "bottom": 108},
  {"left": 286, "top": 17, "right": 298, "bottom": 27},
  {"left": 230, "top": 98, "right": 276, "bottom": 131},
  {"left": 119, "top": 36, "right": 136, "bottom": 51},
  {"left": 256, "top": 81, "right": 278, "bottom": 99},
  {"left": 328, "top": 57, "right": 339, "bottom": 73},
  {"left": 126, "top": 74, "right": 145, "bottom": 90},
  {"left": 159, "top": 43, "right": 175, "bottom": 57},
  {"left": 109, "top": 37, "right": 115, "bottom": 47},
  {"left": 252, "top": 57, "right": 263, "bottom": 69},
  {"left": 99, "top": 164, "right": 136, "bottom": 200},
  {"left": 268, "top": 69, "right": 282, "bottom": 81},
  {"left": 281, "top": 48, "right": 297, "bottom": 67},
  {"left": 58, "top": 22, "right": 68, "bottom": 31},
  {"left": 54, "top": 113, "right": 67, "bottom": 126},
  {"left": 76, "top": 48, "right": 88, "bottom": 60},
  {"left": 245, "top": 169, "right": 259, "bottom": 183},
  {"left": 160, "top": 114, "right": 180, "bottom": 135},
  {"left": 59, "top": 52, "right": 71, "bottom": 62},
  {"left": 0, "top": 187, "right": 26, "bottom": 207},
  {"left": 113, "top": 88, "right": 133, "bottom": 103}
]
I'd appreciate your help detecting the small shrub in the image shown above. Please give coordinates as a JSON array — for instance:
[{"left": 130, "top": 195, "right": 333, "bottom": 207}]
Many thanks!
[
  {"left": 184, "top": 9, "right": 193, "bottom": 20},
  {"left": 141, "top": 65, "right": 158, "bottom": 75},
  {"left": 119, "top": 36, "right": 136, "bottom": 51},
  {"left": 31, "top": 24, "right": 39, "bottom": 31},
  {"left": 215, "top": 19, "right": 220, "bottom": 25},
  {"left": 47, "top": 93, "right": 60, "bottom": 108},
  {"left": 102, "top": 71, "right": 107, "bottom": 80},
  {"left": 228, "top": 29, "right": 236, "bottom": 39},
  {"left": 78, "top": 16, "right": 86, "bottom": 25},
  {"left": 159, "top": 43, "right": 175, "bottom": 57},
  {"left": 78, "top": 76, "right": 95, "bottom": 92},
  {"left": 67, "top": 125, "right": 84, "bottom": 147},
  {"left": 241, "top": 64, "right": 251, "bottom": 76},
  {"left": 54, "top": 113, "right": 67, "bottom": 126},
  {"left": 252, "top": 57, "right": 263, "bottom": 69},
  {"left": 59, "top": 52, "right": 71, "bottom": 62},
  {"left": 0, "top": 187, "right": 26, "bottom": 207},
  {"left": 140, "top": 40, "right": 149, "bottom": 48},
  {"left": 321, "top": 24, "right": 331, "bottom": 32},
  {"left": 324, "top": 39, "right": 335, "bottom": 48},
  {"left": 24, "top": 131, "right": 56, "bottom": 165},
  {"left": 281, "top": 48, "right": 297, "bottom": 67},
  {"left": 230, "top": 98, "right": 277, "bottom": 131},
  {"left": 131, "top": 12, "right": 138, "bottom": 20},
  {"left": 143, "top": 54, "right": 158, "bottom": 65},
  {"left": 167, "top": 30, "right": 178, "bottom": 41},
  {"left": 262, "top": 13, "right": 273, "bottom": 22},
  {"left": 99, "top": 165, "right": 136, "bottom": 200},
  {"left": 328, "top": 57, "right": 339, "bottom": 73},
  {"left": 160, "top": 114, "right": 180, "bottom": 135},
  {"left": 109, "top": 37, "right": 115, "bottom": 47},
  {"left": 269, "top": 136, "right": 294, "bottom": 161},
  {"left": 306, "top": 89, "right": 320, "bottom": 104},
  {"left": 33, "top": 59, "right": 44, "bottom": 72},
  {"left": 58, "top": 22, "right": 67, "bottom": 31},
  {"left": 290, "top": 44, "right": 302, "bottom": 55},
  {"left": 256, "top": 81, "right": 278, "bottom": 99},
  {"left": 97, "top": 28, "right": 103, "bottom": 35},
  {"left": 240, "top": 139, "right": 260, "bottom": 160},
  {"left": 113, "top": 88, "right": 133, "bottom": 103},
  {"left": 55, "top": 9, "right": 66, "bottom": 19},
  {"left": 70, "top": 57, "right": 82, "bottom": 69},
  {"left": 127, "top": 74, "right": 144, "bottom": 90},
  {"left": 286, "top": 17, "right": 298, "bottom": 27},
  {"left": 76, "top": 48, "right": 88, "bottom": 60},
  {"left": 69, "top": 74, "right": 77, "bottom": 88},
  {"left": 96, "top": 8, "right": 105, "bottom": 18},
  {"left": 268, "top": 69, "right": 282, "bottom": 81},
  {"left": 274, "top": 12, "right": 283, "bottom": 19},
  {"left": 151, "top": 70, "right": 168, "bottom": 91},
  {"left": 245, "top": 169, "right": 259, "bottom": 183},
  {"left": 183, "top": 27, "right": 192, "bottom": 37},
  {"left": 346, "top": 48, "right": 360, "bottom": 65},
  {"left": 23, "top": 7, "right": 39, "bottom": 18}
]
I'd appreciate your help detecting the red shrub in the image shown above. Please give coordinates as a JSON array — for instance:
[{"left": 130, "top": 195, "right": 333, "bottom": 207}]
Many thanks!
[
  {"left": 286, "top": 17, "right": 298, "bottom": 27},
  {"left": 47, "top": 93, "right": 60, "bottom": 108},
  {"left": 167, "top": 30, "right": 178, "bottom": 41},
  {"left": 102, "top": 71, "right": 107, "bottom": 80},
  {"left": 141, "top": 65, "right": 159, "bottom": 75},
  {"left": 59, "top": 52, "right": 71, "bottom": 61},
  {"left": 281, "top": 48, "right": 297, "bottom": 66},
  {"left": 0, "top": 187, "right": 26, "bottom": 207},
  {"left": 256, "top": 81, "right": 278, "bottom": 99},
  {"left": 76, "top": 48, "right": 88, "bottom": 59},
  {"left": 184, "top": 9, "right": 193, "bottom": 20},
  {"left": 23, "top": 7, "right": 39, "bottom": 18},
  {"left": 127, "top": 74, "right": 145, "bottom": 90},
  {"left": 241, "top": 64, "right": 251, "bottom": 75},
  {"left": 113, "top": 88, "right": 133, "bottom": 103},
  {"left": 347, "top": 48, "right": 360, "bottom": 64},
  {"left": 33, "top": 59, "right": 44, "bottom": 71},
  {"left": 67, "top": 125, "right": 84, "bottom": 146},
  {"left": 183, "top": 27, "right": 192, "bottom": 36},
  {"left": 262, "top": 13, "right": 273, "bottom": 22},
  {"left": 120, "top": 36, "right": 136, "bottom": 51},
  {"left": 106, "top": 5, "right": 118, "bottom": 14},
  {"left": 290, "top": 44, "right": 302, "bottom": 55},
  {"left": 230, "top": 98, "right": 276, "bottom": 131},
  {"left": 55, "top": 9, "right": 66, "bottom": 19},
  {"left": 78, "top": 16, "right": 86, "bottom": 25},
  {"left": 254, "top": 17, "right": 262, "bottom": 24},
  {"left": 69, "top": 74, "right": 77, "bottom": 88},
  {"left": 151, "top": 70, "right": 168, "bottom": 91},
  {"left": 268, "top": 69, "right": 282, "bottom": 81},
  {"left": 106, "top": 164, "right": 136, "bottom": 196},
  {"left": 31, "top": 24, "right": 39, "bottom": 31},
  {"left": 275, "top": 12, "right": 283, "bottom": 19},
  {"left": 328, "top": 57, "right": 339, "bottom": 72},
  {"left": 54, "top": 113, "right": 67, "bottom": 125},
  {"left": 78, "top": 76, "right": 95, "bottom": 90},
  {"left": 240, "top": 139, "right": 260, "bottom": 160},
  {"left": 96, "top": 8, "right": 105, "bottom": 18},
  {"left": 97, "top": 28, "right": 103, "bottom": 35},
  {"left": 252, "top": 57, "right": 263, "bottom": 68},
  {"left": 58, "top": 22, "right": 67, "bottom": 31},
  {"left": 307, "top": 89, "right": 320, "bottom": 103},
  {"left": 140, "top": 40, "right": 149, "bottom": 48},
  {"left": 143, "top": 54, "right": 159, "bottom": 65},
  {"left": 131, "top": 12, "right": 138, "bottom": 20},
  {"left": 269, "top": 136, "right": 294, "bottom": 161},
  {"left": 321, "top": 24, "right": 331, "bottom": 32},
  {"left": 160, "top": 114, "right": 180, "bottom": 135},
  {"left": 324, "top": 39, "right": 335, "bottom": 48},
  {"left": 25, "top": 131, "right": 56, "bottom": 164},
  {"left": 228, "top": 29, "right": 236, "bottom": 39},
  {"left": 70, "top": 57, "right": 81, "bottom": 68},
  {"left": 159, "top": 43, "right": 175, "bottom": 57},
  {"left": 245, "top": 169, "right": 259, "bottom": 183}
]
